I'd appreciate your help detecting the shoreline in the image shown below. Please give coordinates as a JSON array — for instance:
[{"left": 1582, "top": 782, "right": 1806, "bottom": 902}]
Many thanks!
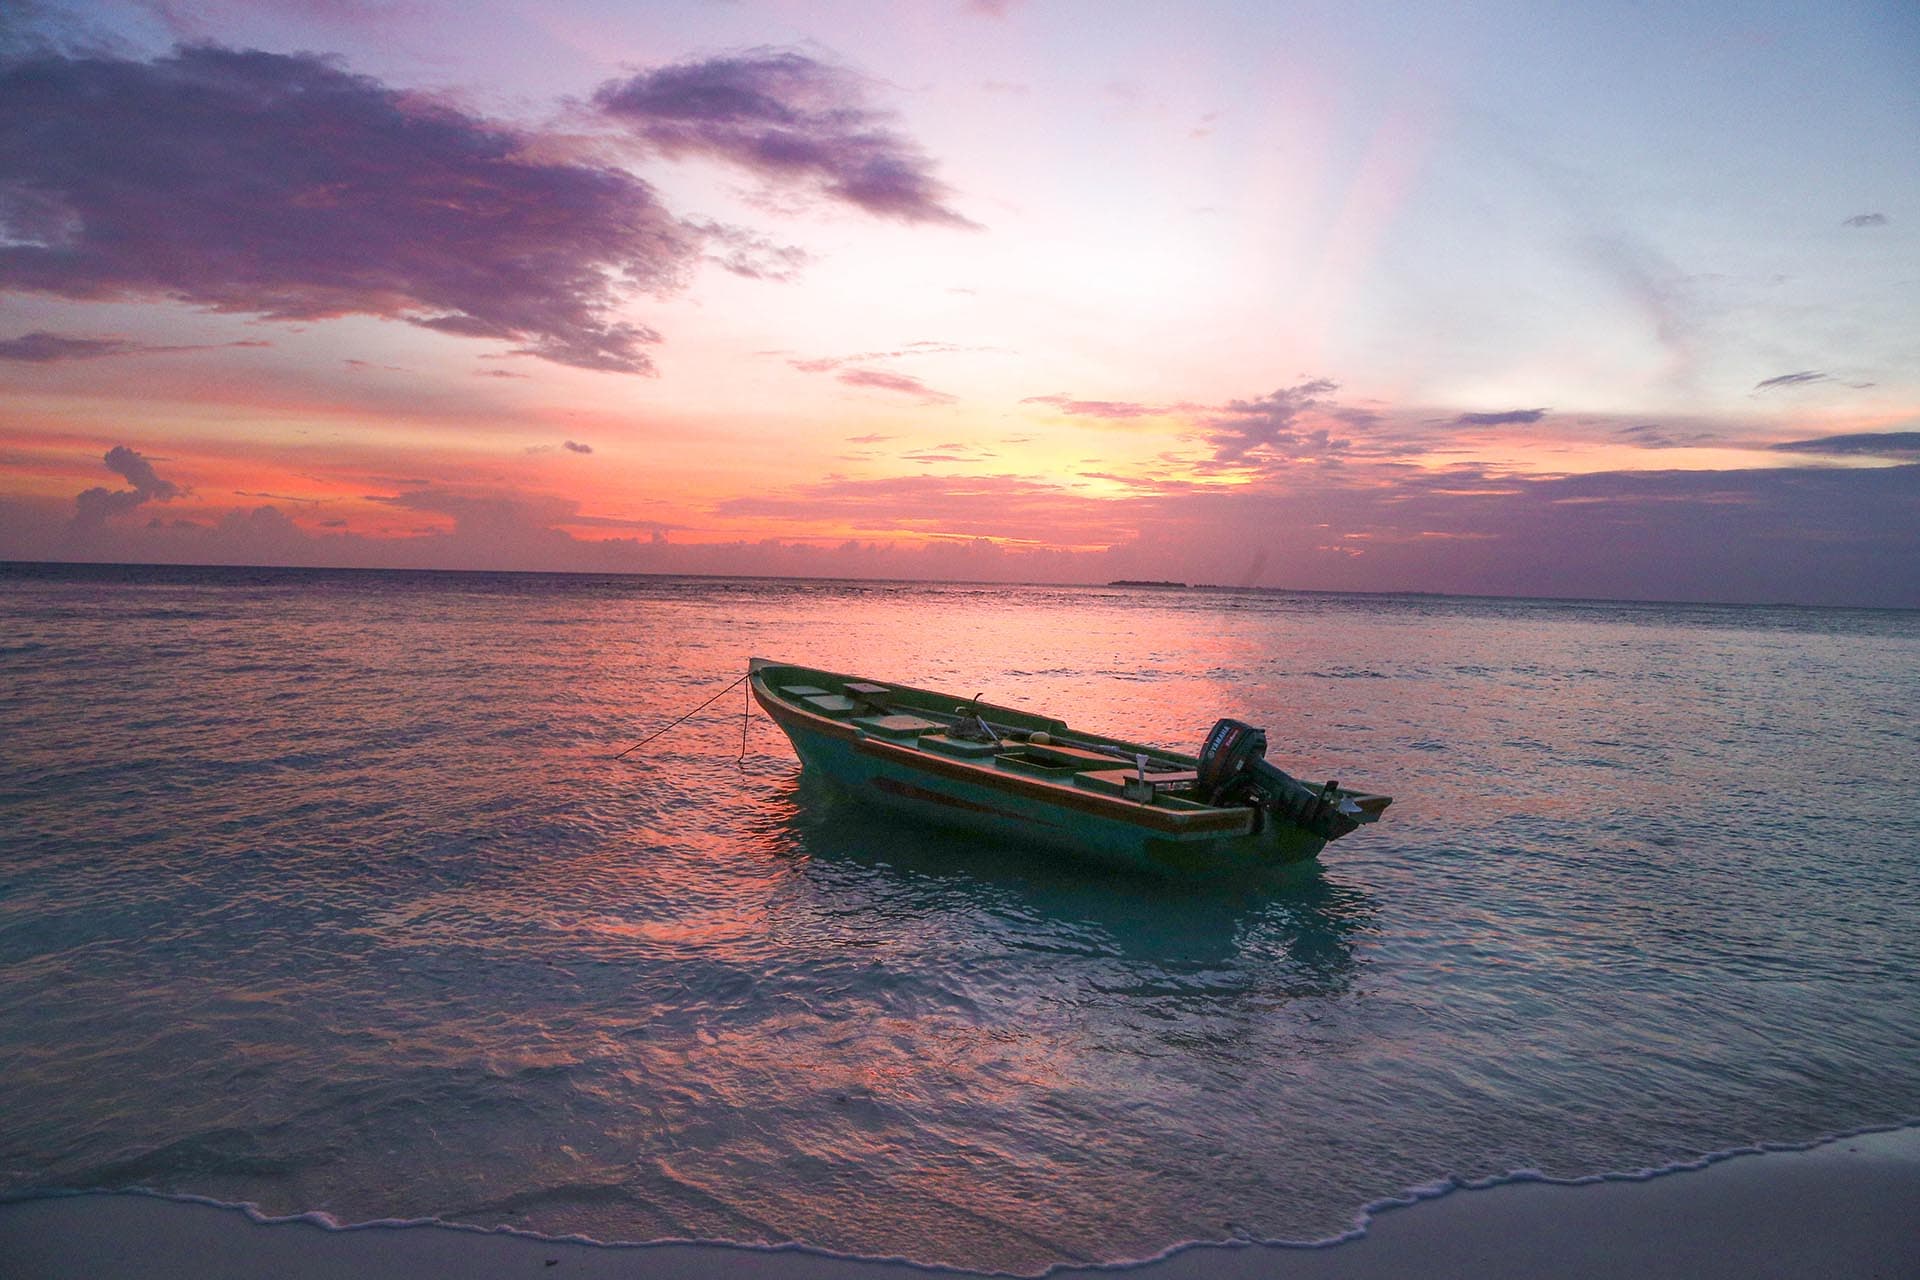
[{"left": 4, "top": 1125, "right": 1917, "bottom": 1279}]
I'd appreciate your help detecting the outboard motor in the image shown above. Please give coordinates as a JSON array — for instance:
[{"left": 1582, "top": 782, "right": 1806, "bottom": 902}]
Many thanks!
[
  {"left": 1197, "top": 719, "right": 1270, "bottom": 804},
  {"left": 1197, "top": 718, "right": 1359, "bottom": 839}
]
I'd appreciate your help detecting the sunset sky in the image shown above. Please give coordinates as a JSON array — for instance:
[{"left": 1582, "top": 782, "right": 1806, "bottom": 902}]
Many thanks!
[{"left": 2, "top": 1, "right": 1915, "bottom": 605}]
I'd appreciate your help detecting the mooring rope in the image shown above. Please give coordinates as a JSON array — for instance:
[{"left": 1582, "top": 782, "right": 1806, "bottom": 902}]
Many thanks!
[
  {"left": 614, "top": 671, "right": 752, "bottom": 759},
  {"left": 739, "top": 672, "right": 751, "bottom": 765}
]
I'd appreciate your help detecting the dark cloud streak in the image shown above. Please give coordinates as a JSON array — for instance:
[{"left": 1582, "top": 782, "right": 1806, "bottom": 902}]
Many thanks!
[
  {"left": 1769, "top": 432, "right": 1920, "bottom": 458},
  {"left": 1754, "top": 371, "right": 1829, "bottom": 392},
  {"left": 0, "top": 330, "right": 269, "bottom": 361},
  {"left": 1, "top": 332, "right": 143, "bottom": 362},
  {"left": 1454, "top": 408, "right": 1548, "bottom": 426}
]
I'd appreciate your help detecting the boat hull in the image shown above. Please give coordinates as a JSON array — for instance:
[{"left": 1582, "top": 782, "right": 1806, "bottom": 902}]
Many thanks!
[{"left": 751, "top": 663, "right": 1345, "bottom": 875}]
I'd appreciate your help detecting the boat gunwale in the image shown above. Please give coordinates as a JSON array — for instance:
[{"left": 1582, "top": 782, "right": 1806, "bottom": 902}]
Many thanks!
[{"left": 748, "top": 660, "right": 1258, "bottom": 837}]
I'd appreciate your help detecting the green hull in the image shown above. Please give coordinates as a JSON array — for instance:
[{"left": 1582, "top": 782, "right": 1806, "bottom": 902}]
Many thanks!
[{"left": 749, "top": 659, "right": 1388, "bottom": 876}]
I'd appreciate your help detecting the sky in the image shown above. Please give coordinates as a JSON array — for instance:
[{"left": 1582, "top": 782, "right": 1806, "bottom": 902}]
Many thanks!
[{"left": 1, "top": 0, "right": 1916, "bottom": 606}]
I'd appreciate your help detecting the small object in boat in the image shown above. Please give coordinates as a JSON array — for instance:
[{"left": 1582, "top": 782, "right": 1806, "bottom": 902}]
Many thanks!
[{"left": 1125, "top": 752, "right": 1156, "bottom": 803}]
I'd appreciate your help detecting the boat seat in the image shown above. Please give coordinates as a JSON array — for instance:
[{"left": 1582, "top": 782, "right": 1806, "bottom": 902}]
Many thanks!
[
  {"left": 1076, "top": 768, "right": 1200, "bottom": 797},
  {"left": 853, "top": 713, "right": 943, "bottom": 739},
  {"left": 1017, "top": 742, "right": 1130, "bottom": 769},
  {"left": 842, "top": 680, "right": 892, "bottom": 713},
  {"left": 781, "top": 684, "right": 831, "bottom": 697},
  {"left": 918, "top": 734, "right": 1002, "bottom": 759},
  {"left": 801, "top": 693, "right": 859, "bottom": 715}
]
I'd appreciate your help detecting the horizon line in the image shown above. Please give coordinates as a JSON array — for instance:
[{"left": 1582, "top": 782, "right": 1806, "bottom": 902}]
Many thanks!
[{"left": 4, "top": 557, "right": 1914, "bottom": 615}]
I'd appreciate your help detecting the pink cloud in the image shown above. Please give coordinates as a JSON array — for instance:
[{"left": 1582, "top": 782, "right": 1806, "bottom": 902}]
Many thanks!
[
  {"left": 836, "top": 368, "right": 957, "bottom": 404},
  {"left": 1022, "top": 393, "right": 1168, "bottom": 420}
]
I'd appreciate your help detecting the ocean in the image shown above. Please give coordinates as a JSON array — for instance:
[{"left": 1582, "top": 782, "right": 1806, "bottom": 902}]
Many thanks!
[{"left": 2, "top": 563, "right": 1917, "bottom": 1273}]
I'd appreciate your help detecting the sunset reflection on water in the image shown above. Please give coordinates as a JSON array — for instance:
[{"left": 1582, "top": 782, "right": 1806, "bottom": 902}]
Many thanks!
[{"left": 3, "top": 566, "right": 1917, "bottom": 1272}]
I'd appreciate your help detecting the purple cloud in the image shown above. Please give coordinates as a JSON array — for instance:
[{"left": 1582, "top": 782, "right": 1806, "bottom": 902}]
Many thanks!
[
  {"left": 369, "top": 487, "right": 574, "bottom": 527},
  {"left": 103, "top": 445, "right": 179, "bottom": 498},
  {"left": 594, "top": 50, "right": 975, "bottom": 228},
  {"left": 367, "top": 486, "right": 671, "bottom": 543},
  {"left": 1204, "top": 379, "right": 1339, "bottom": 462},
  {"left": 72, "top": 445, "right": 184, "bottom": 528},
  {"left": 0, "top": 45, "right": 700, "bottom": 373},
  {"left": 563, "top": 440, "right": 593, "bottom": 454}
]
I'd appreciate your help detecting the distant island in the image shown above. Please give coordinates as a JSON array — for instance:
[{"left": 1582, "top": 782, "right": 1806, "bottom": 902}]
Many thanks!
[{"left": 1107, "top": 579, "right": 1189, "bottom": 589}]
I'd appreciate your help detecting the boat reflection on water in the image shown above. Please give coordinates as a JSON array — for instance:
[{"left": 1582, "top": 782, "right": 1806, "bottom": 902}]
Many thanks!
[{"left": 741, "top": 768, "right": 1376, "bottom": 988}]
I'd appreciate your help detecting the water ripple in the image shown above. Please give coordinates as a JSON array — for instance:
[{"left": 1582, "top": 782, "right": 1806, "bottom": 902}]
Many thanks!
[{"left": 1, "top": 566, "right": 1917, "bottom": 1271}]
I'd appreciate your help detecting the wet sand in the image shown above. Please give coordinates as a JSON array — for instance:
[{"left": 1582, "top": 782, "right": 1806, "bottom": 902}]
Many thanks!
[{"left": 3, "top": 1126, "right": 1915, "bottom": 1279}]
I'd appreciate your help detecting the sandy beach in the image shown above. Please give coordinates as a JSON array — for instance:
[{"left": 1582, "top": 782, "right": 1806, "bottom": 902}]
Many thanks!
[{"left": 3, "top": 1126, "right": 1915, "bottom": 1280}]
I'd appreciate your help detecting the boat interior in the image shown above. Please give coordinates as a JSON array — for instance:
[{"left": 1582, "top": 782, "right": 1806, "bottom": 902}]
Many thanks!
[{"left": 761, "top": 667, "right": 1250, "bottom": 814}]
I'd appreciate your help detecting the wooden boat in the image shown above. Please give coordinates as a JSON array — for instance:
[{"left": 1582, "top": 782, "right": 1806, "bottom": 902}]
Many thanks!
[{"left": 750, "top": 658, "right": 1390, "bottom": 873}]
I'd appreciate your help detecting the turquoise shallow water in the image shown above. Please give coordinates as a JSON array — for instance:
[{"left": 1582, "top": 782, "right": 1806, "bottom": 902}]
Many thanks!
[{"left": 2, "top": 564, "right": 1918, "bottom": 1273}]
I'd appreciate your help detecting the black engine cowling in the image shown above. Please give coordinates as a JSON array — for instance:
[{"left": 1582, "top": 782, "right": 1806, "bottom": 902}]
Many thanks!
[
  {"left": 1197, "top": 718, "right": 1269, "bottom": 805},
  {"left": 1196, "top": 717, "right": 1358, "bottom": 839}
]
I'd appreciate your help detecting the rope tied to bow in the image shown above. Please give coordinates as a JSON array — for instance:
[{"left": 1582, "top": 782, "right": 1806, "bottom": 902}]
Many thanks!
[{"left": 613, "top": 671, "right": 752, "bottom": 760}]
